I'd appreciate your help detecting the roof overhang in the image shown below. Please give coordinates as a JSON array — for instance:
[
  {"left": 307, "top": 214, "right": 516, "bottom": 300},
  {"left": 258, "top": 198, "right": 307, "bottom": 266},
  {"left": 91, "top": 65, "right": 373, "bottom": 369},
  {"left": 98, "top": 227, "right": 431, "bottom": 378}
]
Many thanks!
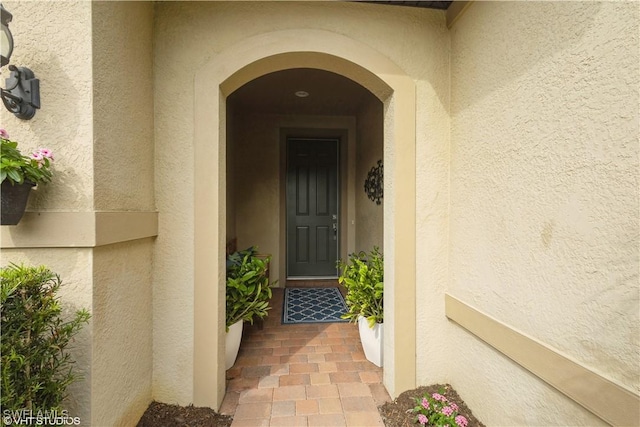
[{"left": 355, "top": 1, "right": 453, "bottom": 10}]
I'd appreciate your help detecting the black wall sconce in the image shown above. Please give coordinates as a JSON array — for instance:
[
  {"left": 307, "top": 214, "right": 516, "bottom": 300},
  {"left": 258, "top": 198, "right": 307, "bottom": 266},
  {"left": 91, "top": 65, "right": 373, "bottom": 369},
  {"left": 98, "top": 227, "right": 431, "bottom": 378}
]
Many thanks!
[{"left": 1, "top": 4, "right": 40, "bottom": 120}]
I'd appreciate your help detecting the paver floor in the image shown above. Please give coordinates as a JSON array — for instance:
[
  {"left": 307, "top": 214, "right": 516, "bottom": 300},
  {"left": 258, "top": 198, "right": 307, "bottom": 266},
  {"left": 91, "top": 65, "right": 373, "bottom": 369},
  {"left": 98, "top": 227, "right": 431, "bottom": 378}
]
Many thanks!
[{"left": 220, "top": 285, "right": 391, "bottom": 427}]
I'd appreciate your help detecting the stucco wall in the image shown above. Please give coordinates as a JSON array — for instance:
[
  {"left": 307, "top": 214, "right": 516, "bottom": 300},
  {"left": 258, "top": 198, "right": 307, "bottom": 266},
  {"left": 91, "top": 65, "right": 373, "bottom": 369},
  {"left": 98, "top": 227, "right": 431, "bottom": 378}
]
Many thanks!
[
  {"left": 89, "top": 3, "right": 155, "bottom": 425},
  {"left": 2, "top": 2, "right": 155, "bottom": 425},
  {"left": 355, "top": 96, "right": 384, "bottom": 252},
  {"left": 1, "top": 1, "right": 94, "bottom": 210},
  {"left": 92, "top": 1, "right": 155, "bottom": 211},
  {"left": 447, "top": 2, "right": 639, "bottom": 425},
  {"left": 153, "top": 1, "right": 196, "bottom": 403},
  {"left": 409, "top": 0, "right": 451, "bottom": 391},
  {"left": 226, "top": 105, "right": 237, "bottom": 245},
  {"left": 154, "top": 0, "right": 449, "bottom": 403},
  {"left": 232, "top": 113, "right": 281, "bottom": 278},
  {"left": 92, "top": 240, "right": 153, "bottom": 426},
  {"left": 1, "top": 1, "right": 95, "bottom": 424}
]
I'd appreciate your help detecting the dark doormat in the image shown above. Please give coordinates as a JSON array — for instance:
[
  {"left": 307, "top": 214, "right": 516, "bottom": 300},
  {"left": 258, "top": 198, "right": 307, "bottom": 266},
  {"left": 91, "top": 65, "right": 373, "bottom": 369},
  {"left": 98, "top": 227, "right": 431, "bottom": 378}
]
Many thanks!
[{"left": 283, "top": 287, "right": 349, "bottom": 324}]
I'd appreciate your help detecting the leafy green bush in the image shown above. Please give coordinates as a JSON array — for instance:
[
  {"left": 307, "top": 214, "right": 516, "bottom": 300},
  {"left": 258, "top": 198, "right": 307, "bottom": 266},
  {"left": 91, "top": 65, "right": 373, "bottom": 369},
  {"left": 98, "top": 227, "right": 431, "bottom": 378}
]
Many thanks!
[
  {"left": 226, "top": 247, "right": 274, "bottom": 330},
  {"left": 338, "top": 247, "right": 384, "bottom": 328},
  {"left": 1, "top": 264, "right": 90, "bottom": 411}
]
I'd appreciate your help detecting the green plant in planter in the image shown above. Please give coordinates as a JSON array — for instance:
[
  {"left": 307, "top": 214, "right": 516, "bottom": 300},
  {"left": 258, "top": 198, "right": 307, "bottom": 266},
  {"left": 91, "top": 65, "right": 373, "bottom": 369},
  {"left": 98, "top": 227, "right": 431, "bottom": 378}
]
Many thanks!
[
  {"left": 0, "top": 264, "right": 90, "bottom": 411},
  {"left": 226, "top": 247, "right": 274, "bottom": 331},
  {"left": 338, "top": 246, "right": 383, "bottom": 328},
  {"left": 0, "top": 129, "right": 54, "bottom": 185}
]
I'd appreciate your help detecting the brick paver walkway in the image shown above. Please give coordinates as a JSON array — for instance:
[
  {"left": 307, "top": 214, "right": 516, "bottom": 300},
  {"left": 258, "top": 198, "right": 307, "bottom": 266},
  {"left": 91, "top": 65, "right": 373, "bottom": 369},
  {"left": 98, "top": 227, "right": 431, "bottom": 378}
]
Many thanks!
[{"left": 220, "top": 287, "right": 391, "bottom": 426}]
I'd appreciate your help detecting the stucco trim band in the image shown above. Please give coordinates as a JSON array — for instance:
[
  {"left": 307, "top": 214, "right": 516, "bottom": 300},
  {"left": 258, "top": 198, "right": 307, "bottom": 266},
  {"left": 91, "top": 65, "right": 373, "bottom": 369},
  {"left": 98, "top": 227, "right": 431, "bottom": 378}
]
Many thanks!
[
  {"left": 0, "top": 211, "right": 158, "bottom": 248},
  {"left": 445, "top": 293, "right": 640, "bottom": 427}
]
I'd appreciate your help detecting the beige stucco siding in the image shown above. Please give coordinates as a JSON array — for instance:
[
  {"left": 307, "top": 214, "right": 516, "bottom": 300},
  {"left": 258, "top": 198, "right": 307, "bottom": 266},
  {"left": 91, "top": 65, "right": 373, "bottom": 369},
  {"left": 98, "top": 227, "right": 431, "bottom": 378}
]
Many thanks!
[
  {"left": 92, "top": 2, "right": 155, "bottom": 211},
  {"left": 1, "top": 1, "right": 94, "bottom": 210},
  {"left": 356, "top": 98, "right": 384, "bottom": 252},
  {"left": 448, "top": 2, "right": 639, "bottom": 425},
  {"left": 5, "top": 1, "right": 634, "bottom": 424},
  {"left": 232, "top": 113, "right": 282, "bottom": 279},
  {"left": 410, "top": 2, "right": 452, "bottom": 393},
  {"left": 154, "top": 1, "right": 448, "bottom": 403},
  {"left": 1, "top": 1, "right": 95, "bottom": 424},
  {"left": 92, "top": 240, "right": 153, "bottom": 427},
  {"left": 153, "top": 2, "right": 196, "bottom": 404},
  {"left": 2, "top": 2, "right": 155, "bottom": 425},
  {"left": 89, "top": 3, "right": 155, "bottom": 425}
]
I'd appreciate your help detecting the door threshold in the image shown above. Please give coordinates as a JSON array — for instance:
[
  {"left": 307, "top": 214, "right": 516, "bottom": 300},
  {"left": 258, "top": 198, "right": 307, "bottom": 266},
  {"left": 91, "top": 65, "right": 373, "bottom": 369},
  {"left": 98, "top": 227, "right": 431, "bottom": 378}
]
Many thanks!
[{"left": 287, "top": 276, "right": 338, "bottom": 280}]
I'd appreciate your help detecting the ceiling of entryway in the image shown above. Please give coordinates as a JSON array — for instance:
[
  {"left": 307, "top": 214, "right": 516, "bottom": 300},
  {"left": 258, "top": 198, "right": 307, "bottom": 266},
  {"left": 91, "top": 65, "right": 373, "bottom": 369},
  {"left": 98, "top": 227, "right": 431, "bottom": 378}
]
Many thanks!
[
  {"left": 228, "top": 1, "right": 453, "bottom": 115},
  {"left": 227, "top": 68, "right": 376, "bottom": 116}
]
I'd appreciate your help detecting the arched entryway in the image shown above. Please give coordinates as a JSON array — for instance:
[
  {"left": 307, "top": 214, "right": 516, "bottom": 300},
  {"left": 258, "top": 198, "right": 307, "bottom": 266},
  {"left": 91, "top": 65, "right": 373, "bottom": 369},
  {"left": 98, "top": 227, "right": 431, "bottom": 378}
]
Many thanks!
[
  {"left": 225, "top": 68, "right": 383, "bottom": 287},
  {"left": 193, "top": 29, "right": 417, "bottom": 409}
]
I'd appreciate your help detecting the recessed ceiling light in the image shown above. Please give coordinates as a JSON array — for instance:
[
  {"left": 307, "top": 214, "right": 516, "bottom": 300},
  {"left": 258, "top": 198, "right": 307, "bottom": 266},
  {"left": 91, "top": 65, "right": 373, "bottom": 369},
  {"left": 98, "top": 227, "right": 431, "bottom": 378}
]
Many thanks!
[{"left": 294, "top": 91, "right": 309, "bottom": 98}]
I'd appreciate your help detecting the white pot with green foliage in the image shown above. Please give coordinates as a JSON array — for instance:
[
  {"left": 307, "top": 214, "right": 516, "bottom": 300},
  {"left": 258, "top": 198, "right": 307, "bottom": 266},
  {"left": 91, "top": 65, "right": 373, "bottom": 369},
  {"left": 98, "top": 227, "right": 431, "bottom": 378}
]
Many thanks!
[
  {"left": 338, "top": 247, "right": 384, "bottom": 367},
  {"left": 225, "top": 247, "right": 273, "bottom": 369}
]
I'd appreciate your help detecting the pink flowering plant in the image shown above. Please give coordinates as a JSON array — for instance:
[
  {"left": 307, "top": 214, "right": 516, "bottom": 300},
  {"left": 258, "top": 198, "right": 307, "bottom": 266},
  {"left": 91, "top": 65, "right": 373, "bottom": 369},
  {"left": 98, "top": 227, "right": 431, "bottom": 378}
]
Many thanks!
[
  {"left": 0, "top": 129, "right": 54, "bottom": 185},
  {"left": 413, "top": 391, "right": 469, "bottom": 427}
]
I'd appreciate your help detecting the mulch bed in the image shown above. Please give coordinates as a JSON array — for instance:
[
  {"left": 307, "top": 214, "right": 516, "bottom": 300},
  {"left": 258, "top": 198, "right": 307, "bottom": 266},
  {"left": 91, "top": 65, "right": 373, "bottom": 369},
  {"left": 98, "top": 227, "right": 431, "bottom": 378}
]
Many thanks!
[
  {"left": 137, "top": 384, "right": 483, "bottom": 427},
  {"left": 136, "top": 401, "right": 232, "bottom": 427},
  {"left": 378, "top": 384, "right": 485, "bottom": 427}
]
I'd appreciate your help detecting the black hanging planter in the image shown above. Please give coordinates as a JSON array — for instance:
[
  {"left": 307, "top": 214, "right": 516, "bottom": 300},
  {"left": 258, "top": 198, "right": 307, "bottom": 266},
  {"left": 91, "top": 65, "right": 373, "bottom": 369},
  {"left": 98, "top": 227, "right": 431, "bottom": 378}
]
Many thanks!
[{"left": 1, "top": 180, "right": 34, "bottom": 225}]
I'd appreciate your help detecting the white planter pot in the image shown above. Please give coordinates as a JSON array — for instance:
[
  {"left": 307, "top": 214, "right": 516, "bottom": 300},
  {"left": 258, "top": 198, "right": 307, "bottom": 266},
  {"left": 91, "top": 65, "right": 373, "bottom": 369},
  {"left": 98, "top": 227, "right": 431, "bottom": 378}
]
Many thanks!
[
  {"left": 225, "top": 320, "right": 243, "bottom": 370},
  {"left": 358, "top": 316, "right": 383, "bottom": 367}
]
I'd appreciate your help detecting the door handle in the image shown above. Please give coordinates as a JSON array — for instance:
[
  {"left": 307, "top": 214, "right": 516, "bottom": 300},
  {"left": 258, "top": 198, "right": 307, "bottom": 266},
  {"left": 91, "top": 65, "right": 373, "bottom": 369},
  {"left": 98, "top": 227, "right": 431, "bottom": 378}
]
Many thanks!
[{"left": 332, "top": 223, "right": 337, "bottom": 232}]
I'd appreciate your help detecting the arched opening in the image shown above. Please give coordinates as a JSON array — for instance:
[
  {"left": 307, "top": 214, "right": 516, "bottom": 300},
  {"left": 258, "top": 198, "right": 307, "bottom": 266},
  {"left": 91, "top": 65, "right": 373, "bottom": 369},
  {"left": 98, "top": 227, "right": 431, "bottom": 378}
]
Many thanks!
[
  {"left": 225, "top": 68, "right": 383, "bottom": 286},
  {"left": 193, "top": 32, "right": 416, "bottom": 409}
]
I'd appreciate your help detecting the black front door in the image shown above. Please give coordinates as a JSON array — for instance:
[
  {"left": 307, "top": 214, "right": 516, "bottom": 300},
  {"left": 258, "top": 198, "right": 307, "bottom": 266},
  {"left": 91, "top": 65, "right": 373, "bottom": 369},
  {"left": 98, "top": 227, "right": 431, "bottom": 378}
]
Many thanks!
[{"left": 286, "top": 138, "right": 339, "bottom": 278}]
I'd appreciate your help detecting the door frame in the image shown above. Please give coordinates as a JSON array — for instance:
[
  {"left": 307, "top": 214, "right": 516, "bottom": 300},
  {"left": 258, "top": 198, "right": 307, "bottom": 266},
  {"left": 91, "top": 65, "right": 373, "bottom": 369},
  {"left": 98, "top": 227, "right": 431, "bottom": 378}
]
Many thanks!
[
  {"left": 285, "top": 136, "right": 341, "bottom": 280},
  {"left": 279, "top": 126, "right": 353, "bottom": 286}
]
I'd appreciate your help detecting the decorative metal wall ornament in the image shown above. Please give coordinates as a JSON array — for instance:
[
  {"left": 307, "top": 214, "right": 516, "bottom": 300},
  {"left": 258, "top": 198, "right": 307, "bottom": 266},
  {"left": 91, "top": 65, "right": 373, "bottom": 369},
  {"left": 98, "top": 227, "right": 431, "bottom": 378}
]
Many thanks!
[{"left": 364, "top": 160, "right": 383, "bottom": 205}]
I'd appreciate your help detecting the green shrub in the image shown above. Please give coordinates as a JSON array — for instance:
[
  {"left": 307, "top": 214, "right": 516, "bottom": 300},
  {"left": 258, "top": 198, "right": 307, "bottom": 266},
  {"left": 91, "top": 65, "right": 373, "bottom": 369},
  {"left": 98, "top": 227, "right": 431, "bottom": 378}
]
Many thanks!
[
  {"left": 338, "top": 247, "right": 384, "bottom": 328},
  {"left": 226, "top": 247, "right": 274, "bottom": 330},
  {"left": 0, "top": 264, "right": 90, "bottom": 411}
]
